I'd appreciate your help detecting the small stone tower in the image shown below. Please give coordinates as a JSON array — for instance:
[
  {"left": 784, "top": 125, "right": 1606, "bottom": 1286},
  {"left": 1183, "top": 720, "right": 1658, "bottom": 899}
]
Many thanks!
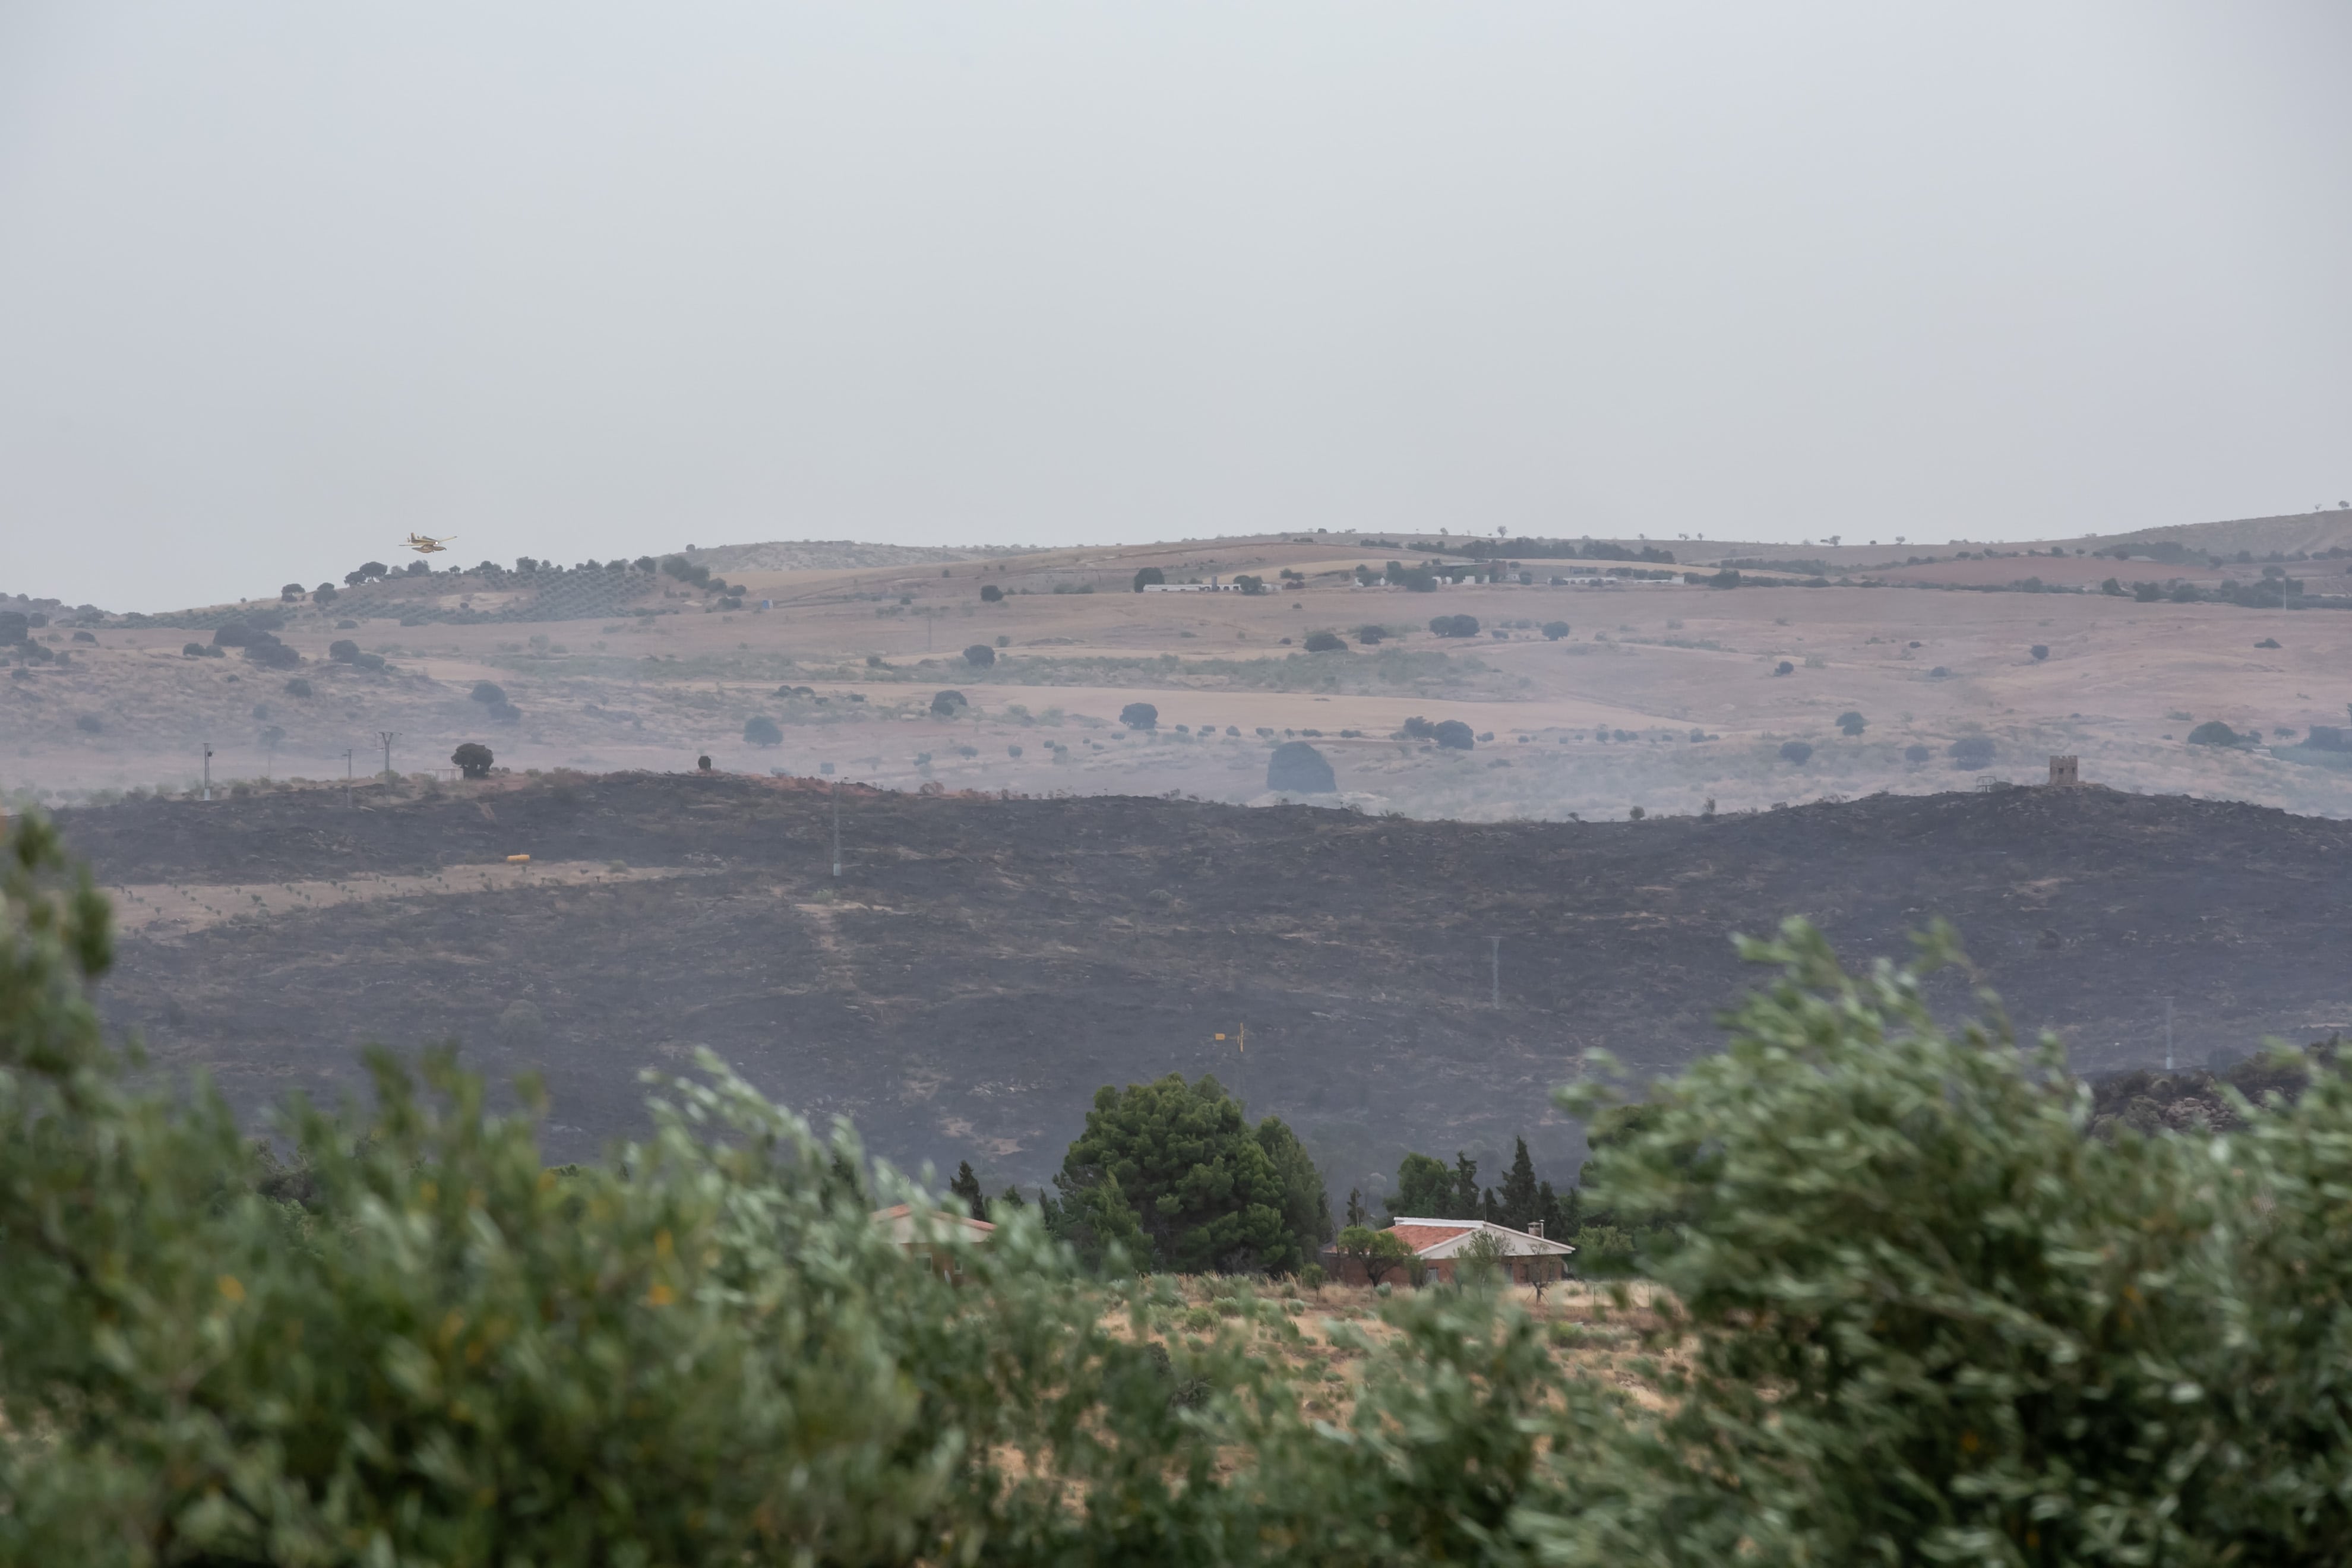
[{"left": 2048, "top": 755, "right": 2079, "bottom": 787}]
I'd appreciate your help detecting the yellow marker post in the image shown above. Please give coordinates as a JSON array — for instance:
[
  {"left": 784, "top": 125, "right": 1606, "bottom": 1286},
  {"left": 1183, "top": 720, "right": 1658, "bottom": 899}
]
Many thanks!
[{"left": 505, "top": 854, "right": 530, "bottom": 864}]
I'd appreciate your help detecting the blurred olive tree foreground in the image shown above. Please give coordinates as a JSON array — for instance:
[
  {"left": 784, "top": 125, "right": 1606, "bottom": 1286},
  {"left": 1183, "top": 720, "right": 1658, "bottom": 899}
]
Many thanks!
[{"left": 11, "top": 813, "right": 2352, "bottom": 1566}]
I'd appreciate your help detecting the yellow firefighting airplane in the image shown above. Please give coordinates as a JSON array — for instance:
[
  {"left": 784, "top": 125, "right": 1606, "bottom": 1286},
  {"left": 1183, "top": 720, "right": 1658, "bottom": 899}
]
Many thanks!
[{"left": 402, "top": 533, "right": 456, "bottom": 555}]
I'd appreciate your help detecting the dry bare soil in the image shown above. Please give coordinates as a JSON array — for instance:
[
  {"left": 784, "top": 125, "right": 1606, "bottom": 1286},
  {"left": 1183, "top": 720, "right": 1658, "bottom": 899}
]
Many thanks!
[
  {"left": 12, "top": 511, "right": 2352, "bottom": 826},
  {"left": 56, "top": 772, "right": 2352, "bottom": 1202}
]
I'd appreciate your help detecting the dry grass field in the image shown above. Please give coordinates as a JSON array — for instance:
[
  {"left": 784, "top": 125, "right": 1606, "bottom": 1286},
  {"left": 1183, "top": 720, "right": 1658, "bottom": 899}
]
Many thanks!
[
  {"left": 1146, "top": 1275, "right": 1682, "bottom": 1424},
  {"left": 10, "top": 513, "right": 2352, "bottom": 824}
]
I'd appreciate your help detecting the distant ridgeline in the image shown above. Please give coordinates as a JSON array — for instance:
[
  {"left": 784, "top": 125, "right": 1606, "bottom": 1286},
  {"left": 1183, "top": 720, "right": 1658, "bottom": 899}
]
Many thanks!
[
  {"left": 114, "top": 554, "right": 741, "bottom": 632},
  {"left": 1411, "top": 538, "right": 1677, "bottom": 565}
]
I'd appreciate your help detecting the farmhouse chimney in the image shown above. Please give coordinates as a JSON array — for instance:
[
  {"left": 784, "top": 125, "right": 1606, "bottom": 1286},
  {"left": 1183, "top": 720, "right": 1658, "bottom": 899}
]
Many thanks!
[{"left": 1528, "top": 1220, "right": 1544, "bottom": 1241}]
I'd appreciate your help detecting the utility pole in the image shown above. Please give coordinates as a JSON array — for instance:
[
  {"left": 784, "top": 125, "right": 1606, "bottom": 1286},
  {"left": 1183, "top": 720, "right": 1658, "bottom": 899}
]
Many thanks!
[
  {"left": 343, "top": 750, "right": 354, "bottom": 808},
  {"left": 1213, "top": 1023, "right": 1247, "bottom": 1104},
  {"left": 1490, "top": 937, "right": 1501, "bottom": 1009},
  {"left": 378, "top": 730, "right": 398, "bottom": 782},
  {"left": 831, "top": 778, "right": 842, "bottom": 878},
  {"left": 201, "top": 741, "right": 214, "bottom": 801}
]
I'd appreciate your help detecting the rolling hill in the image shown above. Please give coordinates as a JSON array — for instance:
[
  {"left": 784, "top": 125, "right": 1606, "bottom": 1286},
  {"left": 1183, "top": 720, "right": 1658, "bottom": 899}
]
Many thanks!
[{"left": 55, "top": 772, "right": 2352, "bottom": 1205}]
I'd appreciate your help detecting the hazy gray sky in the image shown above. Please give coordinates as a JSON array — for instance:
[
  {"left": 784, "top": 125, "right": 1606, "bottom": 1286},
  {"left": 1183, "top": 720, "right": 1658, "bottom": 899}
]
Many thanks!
[{"left": 4, "top": 2, "right": 2347, "bottom": 611}]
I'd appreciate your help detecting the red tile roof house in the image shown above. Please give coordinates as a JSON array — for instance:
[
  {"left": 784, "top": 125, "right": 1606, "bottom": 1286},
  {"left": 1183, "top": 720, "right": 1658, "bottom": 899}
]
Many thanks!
[{"left": 1322, "top": 1219, "right": 1577, "bottom": 1286}]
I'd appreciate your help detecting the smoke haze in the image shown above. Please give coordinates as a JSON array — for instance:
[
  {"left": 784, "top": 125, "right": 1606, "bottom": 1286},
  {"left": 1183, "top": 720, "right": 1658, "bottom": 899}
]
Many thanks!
[{"left": 3, "top": 1, "right": 2348, "bottom": 611}]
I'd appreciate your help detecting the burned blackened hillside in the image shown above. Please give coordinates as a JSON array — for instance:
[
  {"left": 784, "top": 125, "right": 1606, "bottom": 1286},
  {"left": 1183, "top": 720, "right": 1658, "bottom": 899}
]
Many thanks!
[{"left": 57, "top": 776, "right": 2352, "bottom": 1199}]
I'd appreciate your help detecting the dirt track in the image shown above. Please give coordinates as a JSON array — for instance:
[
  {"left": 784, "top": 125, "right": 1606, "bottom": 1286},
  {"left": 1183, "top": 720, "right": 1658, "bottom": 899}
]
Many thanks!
[{"left": 53, "top": 773, "right": 2352, "bottom": 1200}]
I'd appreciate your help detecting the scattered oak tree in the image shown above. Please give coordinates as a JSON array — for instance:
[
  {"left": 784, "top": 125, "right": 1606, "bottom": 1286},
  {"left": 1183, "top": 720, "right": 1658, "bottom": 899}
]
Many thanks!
[{"left": 1334, "top": 1225, "right": 1411, "bottom": 1287}]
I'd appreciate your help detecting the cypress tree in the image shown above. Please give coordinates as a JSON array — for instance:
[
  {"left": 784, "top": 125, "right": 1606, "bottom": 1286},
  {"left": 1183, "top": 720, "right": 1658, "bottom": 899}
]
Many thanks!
[
  {"left": 948, "top": 1161, "right": 985, "bottom": 1222},
  {"left": 1450, "top": 1152, "right": 1481, "bottom": 1220},
  {"left": 1498, "top": 1136, "right": 1541, "bottom": 1231}
]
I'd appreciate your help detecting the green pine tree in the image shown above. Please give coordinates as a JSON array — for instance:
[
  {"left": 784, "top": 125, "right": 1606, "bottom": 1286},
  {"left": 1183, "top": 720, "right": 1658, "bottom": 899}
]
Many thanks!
[
  {"left": 947, "top": 1160, "right": 985, "bottom": 1222},
  {"left": 1497, "top": 1136, "right": 1541, "bottom": 1231},
  {"left": 1054, "top": 1074, "right": 1300, "bottom": 1273},
  {"left": 1450, "top": 1152, "right": 1481, "bottom": 1220},
  {"left": 1389, "top": 1151, "right": 1453, "bottom": 1220}
]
